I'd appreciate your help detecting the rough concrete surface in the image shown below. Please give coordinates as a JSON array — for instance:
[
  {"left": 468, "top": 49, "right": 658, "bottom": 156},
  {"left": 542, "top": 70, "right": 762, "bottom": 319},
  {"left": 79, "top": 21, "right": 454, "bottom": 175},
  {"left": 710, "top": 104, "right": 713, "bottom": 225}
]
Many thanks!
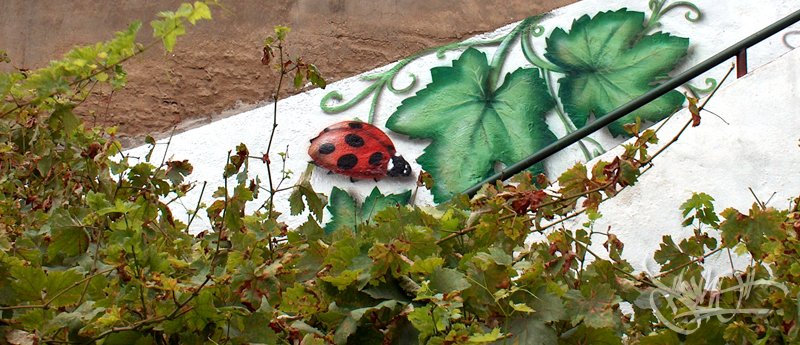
[{"left": 0, "top": 0, "right": 575, "bottom": 146}]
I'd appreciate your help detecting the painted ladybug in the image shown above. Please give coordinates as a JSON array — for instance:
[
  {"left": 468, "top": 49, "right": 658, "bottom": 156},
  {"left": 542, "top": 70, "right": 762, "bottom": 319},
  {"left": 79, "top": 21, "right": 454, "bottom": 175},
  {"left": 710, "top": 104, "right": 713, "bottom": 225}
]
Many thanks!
[{"left": 308, "top": 121, "right": 412, "bottom": 180}]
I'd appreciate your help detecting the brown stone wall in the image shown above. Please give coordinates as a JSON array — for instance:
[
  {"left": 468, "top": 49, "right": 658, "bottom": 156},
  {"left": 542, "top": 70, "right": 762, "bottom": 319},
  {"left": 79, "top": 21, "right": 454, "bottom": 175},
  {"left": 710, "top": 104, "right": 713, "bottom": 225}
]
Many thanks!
[{"left": 0, "top": 0, "right": 575, "bottom": 146}]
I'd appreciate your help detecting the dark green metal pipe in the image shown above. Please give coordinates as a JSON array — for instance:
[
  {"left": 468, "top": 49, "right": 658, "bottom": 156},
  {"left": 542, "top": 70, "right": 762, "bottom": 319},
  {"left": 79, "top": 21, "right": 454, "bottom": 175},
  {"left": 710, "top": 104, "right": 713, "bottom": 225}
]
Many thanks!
[{"left": 463, "top": 8, "right": 800, "bottom": 197}]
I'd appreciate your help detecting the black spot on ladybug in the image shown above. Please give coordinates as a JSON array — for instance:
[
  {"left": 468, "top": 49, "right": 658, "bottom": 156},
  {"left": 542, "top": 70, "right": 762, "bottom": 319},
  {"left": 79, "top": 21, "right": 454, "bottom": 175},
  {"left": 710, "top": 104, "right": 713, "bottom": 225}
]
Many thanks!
[
  {"left": 344, "top": 134, "right": 364, "bottom": 147},
  {"left": 368, "top": 152, "right": 384, "bottom": 166},
  {"left": 318, "top": 143, "right": 335, "bottom": 154},
  {"left": 348, "top": 122, "right": 363, "bottom": 129},
  {"left": 337, "top": 154, "right": 358, "bottom": 170},
  {"left": 323, "top": 127, "right": 330, "bottom": 133}
]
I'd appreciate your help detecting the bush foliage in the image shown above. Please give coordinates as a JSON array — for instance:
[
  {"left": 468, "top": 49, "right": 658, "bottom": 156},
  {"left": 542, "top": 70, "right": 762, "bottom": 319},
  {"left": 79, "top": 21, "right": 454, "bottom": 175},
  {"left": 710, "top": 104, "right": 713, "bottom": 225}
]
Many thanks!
[{"left": 1, "top": 3, "right": 799, "bottom": 345}]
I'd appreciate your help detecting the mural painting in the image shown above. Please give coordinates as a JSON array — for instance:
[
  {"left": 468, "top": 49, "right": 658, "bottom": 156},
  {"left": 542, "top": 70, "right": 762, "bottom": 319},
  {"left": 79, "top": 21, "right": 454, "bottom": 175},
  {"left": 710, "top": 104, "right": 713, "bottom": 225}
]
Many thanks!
[{"left": 316, "top": 0, "right": 711, "bottom": 211}]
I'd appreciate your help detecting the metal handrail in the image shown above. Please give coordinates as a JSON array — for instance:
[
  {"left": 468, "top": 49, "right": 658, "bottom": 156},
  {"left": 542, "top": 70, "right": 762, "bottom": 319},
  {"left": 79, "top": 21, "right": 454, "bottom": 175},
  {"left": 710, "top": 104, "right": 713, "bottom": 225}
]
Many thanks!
[{"left": 462, "top": 8, "right": 800, "bottom": 197}]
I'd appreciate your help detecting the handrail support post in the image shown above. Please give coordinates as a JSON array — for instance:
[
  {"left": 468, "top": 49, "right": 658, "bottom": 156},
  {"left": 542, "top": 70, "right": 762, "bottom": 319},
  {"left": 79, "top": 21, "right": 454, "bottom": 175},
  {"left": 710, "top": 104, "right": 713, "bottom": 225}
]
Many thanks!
[{"left": 737, "top": 49, "right": 748, "bottom": 78}]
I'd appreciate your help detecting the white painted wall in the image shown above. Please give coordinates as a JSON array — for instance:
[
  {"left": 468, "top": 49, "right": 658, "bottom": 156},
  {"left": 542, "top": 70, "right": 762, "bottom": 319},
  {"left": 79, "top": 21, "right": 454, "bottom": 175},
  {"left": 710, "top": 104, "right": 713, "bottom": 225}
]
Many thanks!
[
  {"left": 124, "top": 0, "right": 800, "bottom": 252},
  {"left": 578, "top": 46, "right": 800, "bottom": 277}
]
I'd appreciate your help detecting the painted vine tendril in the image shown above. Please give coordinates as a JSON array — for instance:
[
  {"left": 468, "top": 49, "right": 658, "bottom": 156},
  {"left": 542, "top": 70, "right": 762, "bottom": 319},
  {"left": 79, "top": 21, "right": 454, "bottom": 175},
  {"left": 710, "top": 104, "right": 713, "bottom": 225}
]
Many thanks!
[
  {"left": 520, "top": 17, "right": 604, "bottom": 159},
  {"left": 320, "top": 0, "right": 712, "bottom": 164},
  {"left": 647, "top": 0, "right": 702, "bottom": 28},
  {"left": 646, "top": 0, "right": 718, "bottom": 97},
  {"left": 318, "top": 31, "right": 509, "bottom": 123}
]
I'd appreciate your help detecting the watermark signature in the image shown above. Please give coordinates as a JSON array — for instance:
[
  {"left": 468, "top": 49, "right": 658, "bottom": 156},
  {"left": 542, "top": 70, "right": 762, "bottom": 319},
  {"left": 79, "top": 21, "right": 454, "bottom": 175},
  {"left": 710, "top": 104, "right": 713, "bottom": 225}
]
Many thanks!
[{"left": 643, "top": 270, "right": 789, "bottom": 335}]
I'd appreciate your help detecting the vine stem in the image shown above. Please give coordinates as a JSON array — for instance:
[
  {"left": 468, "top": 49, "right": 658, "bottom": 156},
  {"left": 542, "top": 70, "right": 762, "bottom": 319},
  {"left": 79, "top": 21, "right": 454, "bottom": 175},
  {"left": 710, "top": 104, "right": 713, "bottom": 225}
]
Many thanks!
[
  {"left": 561, "top": 229, "right": 657, "bottom": 288},
  {"left": 265, "top": 42, "right": 285, "bottom": 219},
  {"left": 487, "top": 17, "right": 533, "bottom": 92},
  {"left": 543, "top": 70, "right": 593, "bottom": 161},
  {"left": 654, "top": 247, "right": 724, "bottom": 279},
  {"left": 519, "top": 19, "right": 604, "bottom": 158}
]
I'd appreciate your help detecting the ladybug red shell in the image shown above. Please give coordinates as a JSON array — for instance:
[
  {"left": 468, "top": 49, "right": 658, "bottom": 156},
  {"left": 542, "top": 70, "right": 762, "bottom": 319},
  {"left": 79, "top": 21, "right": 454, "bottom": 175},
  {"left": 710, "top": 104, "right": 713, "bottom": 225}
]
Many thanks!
[{"left": 308, "top": 121, "right": 412, "bottom": 180}]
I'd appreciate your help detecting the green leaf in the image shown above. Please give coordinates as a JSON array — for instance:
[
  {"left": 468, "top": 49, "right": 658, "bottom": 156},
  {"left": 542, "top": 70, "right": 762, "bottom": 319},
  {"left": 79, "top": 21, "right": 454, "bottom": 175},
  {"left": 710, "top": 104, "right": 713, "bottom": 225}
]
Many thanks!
[
  {"left": 47, "top": 301, "right": 104, "bottom": 331},
  {"left": 11, "top": 266, "right": 47, "bottom": 302},
  {"left": 274, "top": 25, "right": 291, "bottom": 41},
  {"left": 545, "top": 9, "right": 688, "bottom": 136},
  {"left": 47, "top": 225, "right": 89, "bottom": 259},
  {"left": 362, "top": 187, "right": 410, "bottom": 217},
  {"left": 151, "top": 17, "right": 185, "bottom": 52},
  {"left": 468, "top": 328, "right": 504, "bottom": 343},
  {"left": 560, "top": 325, "right": 621, "bottom": 345},
  {"left": 307, "top": 64, "right": 327, "bottom": 88},
  {"left": 51, "top": 104, "right": 80, "bottom": 134},
  {"left": 680, "top": 192, "right": 720, "bottom": 226},
  {"left": 408, "top": 305, "right": 439, "bottom": 342},
  {"left": 281, "top": 283, "right": 322, "bottom": 315},
  {"left": 723, "top": 321, "right": 759, "bottom": 344},
  {"left": 639, "top": 331, "right": 681, "bottom": 345},
  {"left": 45, "top": 270, "right": 83, "bottom": 307},
  {"left": 289, "top": 164, "right": 326, "bottom": 220},
  {"left": 684, "top": 319, "right": 725, "bottom": 345},
  {"left": 325, "top": 187, "right": 411, "bottom": 233},
  {"left": 333, "top": 300, "right": 398, "bottom": 345},
  {"left": 387, "top": 48, "right": 556, "bottom": 202},
  {"left": 188, "top": 1, "right": 212, "bottom": 25},
  {"left": 509, "top": 301, "right": 535, "bottom": 314},
  {"left": 410, "top": 256, "right": 445, "bottom": 274},
  {"left": 565, "top": 284, "right": 621, "bottom": 329},
  {"left": 320, "top": 269, "right": 362, "bottom": 290},
  {"left": 165, "top": 159, "right": 193, "bottom": 185},
  {"left": 719, "top": 205, "right": 785, "bottom": 256},
  {"left": 324, "top": 187, "right": 357, "bottom": 233},
  {"left": 501, "top": 317, "right": 558, "bottom": 345},
  {"left": 429, "top": 267, "right": 470, "bottom": 293}
]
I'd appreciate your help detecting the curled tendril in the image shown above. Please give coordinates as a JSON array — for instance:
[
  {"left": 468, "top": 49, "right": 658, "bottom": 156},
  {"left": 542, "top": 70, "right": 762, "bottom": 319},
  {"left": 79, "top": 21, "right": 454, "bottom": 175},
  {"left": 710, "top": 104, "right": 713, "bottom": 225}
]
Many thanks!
[
  {"left": 319, "top": 82, "right": 381, "bottom": 114},
  {"left": 435, "top": 47, "right": 450, "bottom": 59},
  {"left": 646, "top": 0, "right": 701, "bottom": 30},
  {"left": 649, "top": 0, "right": 661, "bottom": 11},
  {"left": 783, "top": 30, "right": 800, "bottom": 49},
  {"left": 685, "top": 77, "right": 717, "bottom": 96},
  {"left": 531, "top": 24, "right": 545, "bottom": 37},
  {"left": 521, "top": 24, "right": 565, "bottom": 73},
  {"left": 661, "top": 1, "right": 702, "bottom": 22},
  {"left": 319, "top": 14, "right": 548, "bottom": 123},
  {"left": 320, "top": 63, "right": 417, "bottom": 122},
  {"left": 387, "top": 73, "right": 417, "bottom": 94}
]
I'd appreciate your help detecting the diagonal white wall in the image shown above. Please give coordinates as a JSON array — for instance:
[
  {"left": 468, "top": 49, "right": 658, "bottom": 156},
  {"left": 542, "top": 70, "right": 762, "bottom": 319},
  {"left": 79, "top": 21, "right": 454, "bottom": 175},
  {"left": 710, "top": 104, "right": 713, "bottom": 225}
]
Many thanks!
[
  {"left": 579, "top": 46, "right": 800, "bottom": 276},
  {"left": 124, "top": 0, "right": 800, "bottom": 235}
]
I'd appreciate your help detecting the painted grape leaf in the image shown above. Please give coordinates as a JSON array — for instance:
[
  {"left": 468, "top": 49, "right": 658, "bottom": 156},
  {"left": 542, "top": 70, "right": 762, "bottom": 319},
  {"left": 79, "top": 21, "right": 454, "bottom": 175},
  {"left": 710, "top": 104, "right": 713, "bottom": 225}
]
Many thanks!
[
  {"left": 545, "top": 9, "right": 689, "bottom": 137},
  {"left": 387, "top": 48, "right": 556, "bottom": 202},
  {"left": 325, "top": 187, "right": 411, "bottom": 233}
]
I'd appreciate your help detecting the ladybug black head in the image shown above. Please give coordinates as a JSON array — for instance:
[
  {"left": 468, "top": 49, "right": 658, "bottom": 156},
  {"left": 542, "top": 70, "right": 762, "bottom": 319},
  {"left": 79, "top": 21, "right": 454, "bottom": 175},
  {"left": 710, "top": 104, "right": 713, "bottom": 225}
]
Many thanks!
[{"left": 387, "top": 155, "right": 412, "bottom": 178}]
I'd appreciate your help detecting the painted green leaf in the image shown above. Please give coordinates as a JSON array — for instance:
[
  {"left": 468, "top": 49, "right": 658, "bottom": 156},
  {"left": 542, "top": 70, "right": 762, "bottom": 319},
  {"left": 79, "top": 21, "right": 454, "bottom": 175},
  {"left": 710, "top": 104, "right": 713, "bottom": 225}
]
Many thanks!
[
  {"left": 325, "top": 187, "right": 411, "bottom": 234},
  {"left": 545, "top": 9, "right": 689, "bottom": 136},
  {"left": 387, "top": 48, "right": 555, "bottom": 202}
]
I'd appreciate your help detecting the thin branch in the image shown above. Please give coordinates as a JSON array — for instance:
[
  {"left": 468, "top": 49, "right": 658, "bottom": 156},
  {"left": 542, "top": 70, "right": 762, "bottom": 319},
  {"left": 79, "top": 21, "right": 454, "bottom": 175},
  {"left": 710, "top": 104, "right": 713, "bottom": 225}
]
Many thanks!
[{"left": 186, "top": 181, "right": 207, "bottom": 231}]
